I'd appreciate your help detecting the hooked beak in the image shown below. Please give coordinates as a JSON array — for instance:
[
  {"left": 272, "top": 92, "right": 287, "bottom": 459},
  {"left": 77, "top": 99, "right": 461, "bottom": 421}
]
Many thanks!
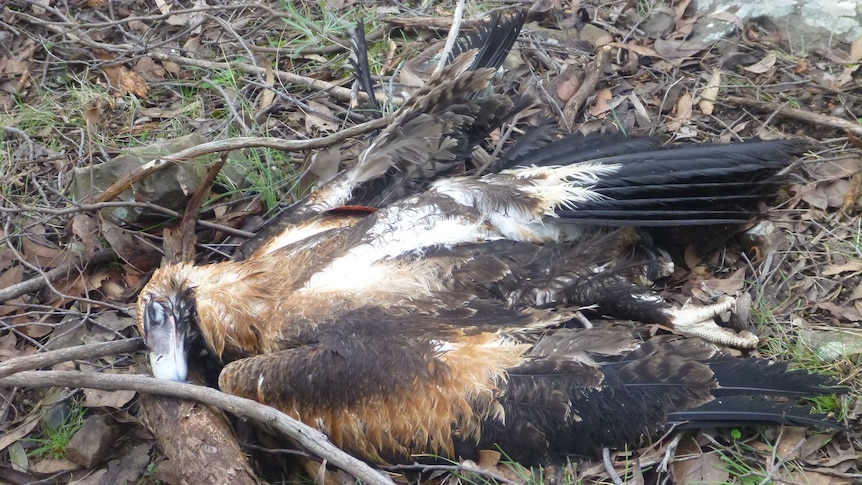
[{"left": 142, "top": 298, "right": 189, "bottom": 382}]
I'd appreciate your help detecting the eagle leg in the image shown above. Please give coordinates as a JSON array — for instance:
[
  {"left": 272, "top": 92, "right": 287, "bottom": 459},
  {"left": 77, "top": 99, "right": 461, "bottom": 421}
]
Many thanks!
[{"left": 663, "top": 296, "right": 759, "bottom": 349}]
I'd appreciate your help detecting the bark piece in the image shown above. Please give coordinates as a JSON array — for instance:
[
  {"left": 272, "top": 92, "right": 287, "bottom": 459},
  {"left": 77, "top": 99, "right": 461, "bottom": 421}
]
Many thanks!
[{"left": 140, "top": 394, "right": 259, "bottom": 485}]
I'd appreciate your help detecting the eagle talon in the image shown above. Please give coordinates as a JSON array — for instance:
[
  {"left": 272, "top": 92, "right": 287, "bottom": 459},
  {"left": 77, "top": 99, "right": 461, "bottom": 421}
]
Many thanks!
[
  {"left": 666, "top": 296, "right": 736, "bottom": 327},
  {"left": 664, "top": 296, "right": 758, "bottom": 349}
]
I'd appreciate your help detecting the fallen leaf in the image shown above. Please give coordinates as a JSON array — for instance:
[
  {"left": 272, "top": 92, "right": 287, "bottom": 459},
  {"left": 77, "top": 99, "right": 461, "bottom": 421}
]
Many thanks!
[
  {"left": 743, "top": 52, "right": 777, "bottom": 74},
  {"left": 476, "top": 450, "right": 501, "bottom": 469},
  {"left": 83, "top": 388, "right": 137, "bottom": 409},
  {"left": 0, "top": 414, "right": 41, "bottom": 454},
  {"left": 667, "top": 90, "right": 692, "bottom": 132},
  {"left": 304, "top": 100, "right": 339, "bottom": 133},
  {"left": 588, "top": 88, "right": 613, "bottom": 116},
  {"left": 30, "top": 458, "right": 80, "bottom": 474},
  {"left": 802, "top": 158, "right": 862, "bottom": 181},
  {"left": 103, "top": 65, "right": 150, "bottom": 97},
  {"left": 308, "top": 144, "right": 342, "bottom": 183},
  {"left": 133, "top": 56, "right": 166, "bottom": 81},
  {"left": 70, "top": 213, "right": 100, "bottom": 257},
  {"left": 701, "top": 267, "right": 746, "bottom": 295},
  {"left": 256, "top": 58, "right": 276, "bottom": 121},
  {"left": 784, "top": 469, "right": 851, "bottom": 485},
  {"left": 672, "top": 437, "right": 730, "bottom": 484},
  {"left": 555, "top": 65, "right": 583, "bottom": 102},
  {"left": 851, "top": 35, "right": 862, "bottom": 63},
  {"left": 822, "top": 260, "right": 862, "bottom": 276},
  {"left": 775, "top": 427, "right": 807, "bottom": 462},
  {"left": 611, "top": 41, "right": 661, "bottom": 58},
  {"left": 8, "top": 441, "right": 27, "bottom": 473},
  {"left": 698, "top": 69, "right": 720, "bottom": 115},
  {"left": 800, "top": 328, "right": 862, "bottom": 361}
]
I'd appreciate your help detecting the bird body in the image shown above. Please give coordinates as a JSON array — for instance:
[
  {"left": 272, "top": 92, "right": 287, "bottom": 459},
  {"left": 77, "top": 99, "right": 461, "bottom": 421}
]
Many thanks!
[{"left": 136, "top": 11, "right": 843, "bottom": 470}]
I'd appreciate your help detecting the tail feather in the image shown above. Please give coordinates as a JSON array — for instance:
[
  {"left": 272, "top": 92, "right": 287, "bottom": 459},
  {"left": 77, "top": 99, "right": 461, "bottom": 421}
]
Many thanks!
[
  {"left": 349, "top": 21, "right": 381, "bottom": 111},
  {"left": 464, "top": 11, "right": 526, "bottom": 73},
  {"left": 707, "top": 357, "right": 847, "bottom": 397},
  {"left": 669, "top": 395, "right": 845, "bottom": 430}
]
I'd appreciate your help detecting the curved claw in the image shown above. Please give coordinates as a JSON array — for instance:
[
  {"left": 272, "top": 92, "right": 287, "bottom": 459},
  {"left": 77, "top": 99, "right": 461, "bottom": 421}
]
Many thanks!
[{"left": 663, "top": 296, "right": 760, "bottom": 349}]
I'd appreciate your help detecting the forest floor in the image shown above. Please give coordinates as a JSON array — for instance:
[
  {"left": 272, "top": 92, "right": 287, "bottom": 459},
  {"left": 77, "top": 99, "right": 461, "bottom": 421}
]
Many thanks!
[{"left": 1, "top": 0, "right": 861, "bottom": 484}]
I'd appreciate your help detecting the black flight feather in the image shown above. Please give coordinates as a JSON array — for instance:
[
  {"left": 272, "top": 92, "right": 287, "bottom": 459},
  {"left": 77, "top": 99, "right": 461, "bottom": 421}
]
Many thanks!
[
  {"left": 669, "top": 395, "right": 845, "bottom": 430},
  {"left": 349, "top": 21, "right": 381, "bottom": 112}
]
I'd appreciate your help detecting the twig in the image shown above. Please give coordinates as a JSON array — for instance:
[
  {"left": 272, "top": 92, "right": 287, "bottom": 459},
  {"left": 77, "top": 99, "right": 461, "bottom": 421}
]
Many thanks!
[
  {"left": 725, "top": 96, "right": 862, "bottom": 136},
  {"left": 381, "top": 462, "right": 521, "bottom": 485},
  {"left": 89, "top": 119, "right": 393, "bottom": 204},
  {"left": 563, "top": 45, "right": 612, "bottom": 130},
  {"left": 0, "top": 338, "right": 143, "bottom": 378},
  {"left": 0, "top": 370, "right": 394, "bottom": 485},
  {"left": 602, "top": 447, "right": 624, "bottom": 485},
  {"left": 3, "top": 223, "right": 127, "bottom": 312},
  {"left": 0, "top": 248, "right": 115, "bottom": 303},
  {"left": 0, "top": 202, "right": 254, "bottom": 238},
  {"left": 434, "top": 0, "right": 466, "bottom": 75}
]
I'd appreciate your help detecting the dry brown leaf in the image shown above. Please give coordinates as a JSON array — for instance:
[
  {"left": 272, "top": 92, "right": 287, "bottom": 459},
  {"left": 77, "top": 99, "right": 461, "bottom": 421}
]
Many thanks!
[
  {"left": 83, "top": 388, "right": 137, "bottom": 409},
  {"left": 822, "top": 179, "right": 851, "bottom": 208},
  {"left": 30, "top": 458, "right": 80, "bottom": 474},
  {"left": 256, "top": 58, "right": 276, "bottom": 120},
  {"left": 851, "top": 36, "right": 862, "bottom": 63},
  {"left": 555, "top": 65, "right": 583, "bottom": 102},
  {"left": 816, "top": 301, "right": 862, "bottom": 321},
  {"left": 304, "top": 100, "right": 340, "bottom": 133},
  {"left": 611, "top": 41, "right": 661, "bottom": 58},
  {"left": 667, "top": 90, "right": 692, "bottom": 132},
  {"left": 701, "top": 267, "right": 746, "bottom": 295},
  {"left": 797, "top": 184, "right": 829, "bottom": 210},
  {"left": 19, "top": 227, "right": 65, "bottom": 264},
  {"left": 653, "top": 39, "right": 705, "bottom": 63},
  {"left": 822, "top": 260, "right": 862, "bottom": 276},
  {"left": 133, "top": 56, "right": 166, "bottom": 81},
  {"left": 70, "top": 213, "right": 100, "bottom": 257},
  {"left": 775, "top": 427, "right": 807, "bottom": 462},
  {"left": 588, "top": 88, "right": 613, "bottom": 116},
  {"left": 103, "top": 65, "right": 150, "bottom": 97},
  {"left": 0, "top": 414, "right": 41, "bottom": 454},
  {"left": 672, "top": 436, "right": 729, "bottom": 484},
  {"left": 476, "top": 450, "right": 501, "bottom": 469},
  {"left": 785, "top": 469, "right": 852, "bottom": 485},
  {"left": 0, "top": 264, "right": 24, "bottom": 294},
  {"left": 743, "top": 52, "right": 778, "bottom": 74},
  {"left": 800, "top": 432, "right": 839, "bottom": 460},
  {"left": 0, "top": 331, "right": 34, "bottom": 361},
  {"left": 102, "top": 223, "right": 159, "bottom": 270},
  {"left": 698, "top": 69, "right": 720, "bottom": 115}
]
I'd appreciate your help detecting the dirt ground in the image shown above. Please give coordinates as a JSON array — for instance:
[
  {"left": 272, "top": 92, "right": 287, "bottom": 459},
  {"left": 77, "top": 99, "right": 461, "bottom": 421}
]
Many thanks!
[{"left": 1, "top": 1, "right": 861, "bottom": 484}]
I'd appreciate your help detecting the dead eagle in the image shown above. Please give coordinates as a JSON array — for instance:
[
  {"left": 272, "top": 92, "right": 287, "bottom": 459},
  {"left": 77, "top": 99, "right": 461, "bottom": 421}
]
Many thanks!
[{"left": 136, "top": 12, "right": 843, "bottom": 466}]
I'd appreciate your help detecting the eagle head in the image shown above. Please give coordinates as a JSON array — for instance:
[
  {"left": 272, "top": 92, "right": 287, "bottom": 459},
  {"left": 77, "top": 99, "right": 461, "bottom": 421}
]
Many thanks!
[{"left": 137, "top": 265, "right": 197, "bottom": 382}]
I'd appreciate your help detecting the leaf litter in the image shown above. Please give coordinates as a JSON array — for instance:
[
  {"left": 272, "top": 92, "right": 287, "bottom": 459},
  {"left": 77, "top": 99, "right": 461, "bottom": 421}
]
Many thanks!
[{"left": 1, "top": 0, "right": 862, "bottom": 483}]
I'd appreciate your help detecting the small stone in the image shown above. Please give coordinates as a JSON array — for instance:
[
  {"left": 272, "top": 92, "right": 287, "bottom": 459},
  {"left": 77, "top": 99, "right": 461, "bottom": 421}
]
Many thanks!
[{"left": 65, "top": 415, "right": 121, "bottom": 468}]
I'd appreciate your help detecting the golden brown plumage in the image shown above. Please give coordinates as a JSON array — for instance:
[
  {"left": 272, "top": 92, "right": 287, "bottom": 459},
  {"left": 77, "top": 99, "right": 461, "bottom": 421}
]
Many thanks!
[{"left": 135, "top": 10, "right": 841, "bottom": 469}]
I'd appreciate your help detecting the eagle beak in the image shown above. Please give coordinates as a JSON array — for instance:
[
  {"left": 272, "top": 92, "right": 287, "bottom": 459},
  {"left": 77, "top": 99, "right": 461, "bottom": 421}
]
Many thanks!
[{"left": 142, "top": 298, "right": 189, "bottom": 382}]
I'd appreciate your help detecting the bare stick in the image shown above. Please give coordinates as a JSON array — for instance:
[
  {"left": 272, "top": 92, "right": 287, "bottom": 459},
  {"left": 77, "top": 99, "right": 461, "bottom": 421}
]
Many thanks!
[
  {"left": 0, "top": 202, "right": 254, "bottom": 238},
  {"left": 434, "top": 0, "right": 466, "bottom": 75},
  {"left": 726, "top": 96, "right": 862, "bottom": 136},
  {"left": 0, "top": 249, "right": 115, "bottom": 303},
  {"left": 0, "top": 370, "right": 394, "bottom": 485},
  {"left": 563, "top": 45, "right": 612, "bottom": 130},
  {"left": 0, "top": 339, "right": 143, "bottom": 378},
  {"left": 89, "top": 120, "right": 393, "bottom": 204}
]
